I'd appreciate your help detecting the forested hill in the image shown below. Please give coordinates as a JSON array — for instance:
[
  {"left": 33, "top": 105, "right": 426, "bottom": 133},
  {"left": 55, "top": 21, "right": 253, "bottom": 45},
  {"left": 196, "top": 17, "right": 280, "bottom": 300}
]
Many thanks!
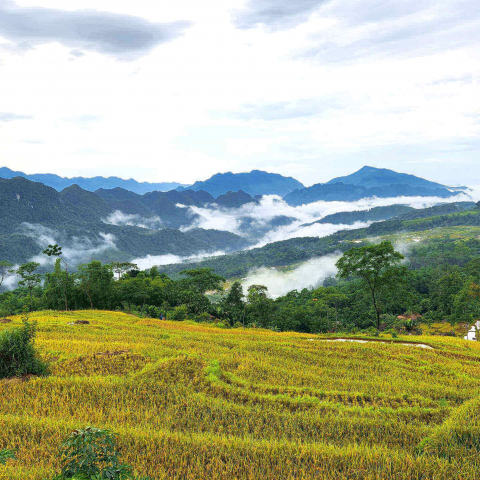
[
  {"left": 0, "top": 177, "right": 251, "bottom": 264},
  {"left": 284, "top": 182, "right": 457, "bottom": 206},
  {"left": 0, "top": 177, "right": 259, "bottom": 231},
  {"left": 158, "top": 202, "right": 480, "bottom": 278},
  {"left": 304, "top": 202, "right": 475, "bottom": 226},
  {"left": 95, "top": 187, "right": 258, "bottom": 229}
]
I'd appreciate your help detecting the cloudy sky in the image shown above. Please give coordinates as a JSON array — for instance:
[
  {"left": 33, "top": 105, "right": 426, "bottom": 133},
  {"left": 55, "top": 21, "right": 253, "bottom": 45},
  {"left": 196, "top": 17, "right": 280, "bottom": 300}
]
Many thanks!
[{"left": 0, "top": 0, "right": 479, "bottom": 186}]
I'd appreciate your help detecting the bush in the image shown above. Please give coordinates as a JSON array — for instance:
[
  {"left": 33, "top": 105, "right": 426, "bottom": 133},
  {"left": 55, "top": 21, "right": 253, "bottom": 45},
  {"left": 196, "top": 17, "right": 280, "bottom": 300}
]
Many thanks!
[
  {"left": 54, "top": 427, "right": 149, "bottom": 480},
  {"left": 0, "top": 449, "right": 15, "bottom": 465},
  {"left": 194, "top": 312, "right": 213, "bottom": 323},
  {"left": 170, "top": 305, "right": 188, "bottom": 321},
  {"left": 212, "top": 322, "right": 228, "bottom": 329},
  {"left": 0, "top": 317, "right": 49, "bottom": 379}
]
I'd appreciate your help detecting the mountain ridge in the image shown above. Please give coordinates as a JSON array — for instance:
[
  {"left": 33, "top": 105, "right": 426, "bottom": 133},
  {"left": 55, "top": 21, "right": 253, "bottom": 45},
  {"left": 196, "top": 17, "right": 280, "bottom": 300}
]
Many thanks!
[
  {"left": 0, "top": 167, "right": 186, "bottom": 195},
  {"left": 327, "top": 166, "right": 447, "bottom": 189},
  {"left": 177, "top": 170, "right": 304, "bottom": 197}
]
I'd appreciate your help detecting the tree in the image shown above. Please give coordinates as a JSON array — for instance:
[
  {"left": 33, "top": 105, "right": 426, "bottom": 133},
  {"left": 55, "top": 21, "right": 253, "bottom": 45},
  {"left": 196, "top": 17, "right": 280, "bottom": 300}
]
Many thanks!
[
  {"left": 77, "top": 261, "right": 114, "bottom": 310},
  {"left": 15, "top": 262, "right": 41, "bottom": 310},
  {"left": 43, "top": 244, "right": 70, "bottom": 311},
  {"left": 453, "top": 279, "right": 480, "bottom": 322},
  {"left": 336, "top": 241, "right": 406, "bottom": 329},
  {"left": 43, "top": 259, "right": 66, "bottom": 310},
  {"left": 0, "top": 260, "right": 13, "bottom": 289},
  {"left": 110, "top": 262, "right": 138, "bottom": 281},
  {"left": 179, "top": 268, "right": 225, "bottom": 295},
  {"left": 312, "top": 286, "right": 348, "bottom": 331},
  {"left": 246, "top": 285, "right": 272, "bottom": 327},
  {"left": 221, "top": 281, "right": 245, "bottom": 325}
]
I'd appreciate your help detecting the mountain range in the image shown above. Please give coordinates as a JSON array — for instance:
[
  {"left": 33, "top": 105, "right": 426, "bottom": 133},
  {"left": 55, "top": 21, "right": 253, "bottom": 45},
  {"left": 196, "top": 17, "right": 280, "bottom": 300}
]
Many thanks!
[
  {"left": 0, "top": 165, "right": 466, "bottom": 266},
  {"left": 0, "top": 177, "right": 251, "bottom": 264},
  {"left": 0, "top": 167, "right": 186, "bottom": 194},
  {"left": 0, "top": 165, "right": 458, "bottom": 204}
]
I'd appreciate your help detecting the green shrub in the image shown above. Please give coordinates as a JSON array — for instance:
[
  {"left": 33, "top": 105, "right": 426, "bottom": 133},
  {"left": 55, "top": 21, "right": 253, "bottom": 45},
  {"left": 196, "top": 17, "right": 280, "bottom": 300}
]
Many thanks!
[
  {"left": 0, "top": 449, "right": 15, "bottom": 465},
  {"left": 194, "top": 312, "right": 212, "bottom": 323},
  {"left": 170, "top": 305, "right": 188, "bottom": 321},
  {"left": 54, "top": 427, "right": 149, "bottom": 480},
  {"left": 0, "top": 318, "right": 49, "bottom": 379}
]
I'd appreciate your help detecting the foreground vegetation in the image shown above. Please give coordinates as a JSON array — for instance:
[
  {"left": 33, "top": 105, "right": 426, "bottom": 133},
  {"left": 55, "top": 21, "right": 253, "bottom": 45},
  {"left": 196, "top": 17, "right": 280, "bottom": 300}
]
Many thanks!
[{"left": 1, "top": 311, "right": 480, "bottom": 479}]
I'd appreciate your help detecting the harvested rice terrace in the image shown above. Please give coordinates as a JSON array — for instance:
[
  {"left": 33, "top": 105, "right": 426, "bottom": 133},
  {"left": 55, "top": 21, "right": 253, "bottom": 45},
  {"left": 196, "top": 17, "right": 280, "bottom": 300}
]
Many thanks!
[{"left": 1, "top": 311, "right": 480, "bottom": 479}]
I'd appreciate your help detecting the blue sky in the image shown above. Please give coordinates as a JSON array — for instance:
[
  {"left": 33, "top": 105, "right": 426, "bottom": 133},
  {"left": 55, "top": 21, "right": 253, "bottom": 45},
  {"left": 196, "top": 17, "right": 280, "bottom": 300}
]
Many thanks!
[{"left": 0, "top": 0, "right": 479, "bottom": 186}]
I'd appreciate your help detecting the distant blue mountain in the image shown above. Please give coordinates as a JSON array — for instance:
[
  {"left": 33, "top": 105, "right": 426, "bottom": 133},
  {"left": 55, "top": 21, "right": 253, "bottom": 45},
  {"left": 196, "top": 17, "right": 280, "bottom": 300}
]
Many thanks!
[
  {"left": 176, "top": 170, "right": 304, "bottom": 197},
  {"left": 0, "top": 167, "right": 186, "bottom": 194},
  {"left": 327, "top": 166, "right": 446, "bottom": 189},
  {"left": 283, "top": 166, "right": 458, "bottom": 206}
]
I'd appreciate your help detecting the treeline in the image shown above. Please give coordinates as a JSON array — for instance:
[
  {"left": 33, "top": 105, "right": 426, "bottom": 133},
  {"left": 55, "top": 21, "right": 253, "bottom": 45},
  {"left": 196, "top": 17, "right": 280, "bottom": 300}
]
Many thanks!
[{"left": 2, "top": 235, "right": 480, "bottom": 335}]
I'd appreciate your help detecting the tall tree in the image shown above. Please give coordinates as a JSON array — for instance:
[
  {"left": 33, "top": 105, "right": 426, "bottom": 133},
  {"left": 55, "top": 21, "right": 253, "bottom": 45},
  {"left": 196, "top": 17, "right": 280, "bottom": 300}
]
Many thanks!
[
  {"left": 221, "top": 281, "right": 245, "bottom": 325},
  {"left": 246, "top": 285, "right": 272, "bottom": 327},
  {"left": 110, "top": 262, "right": 138, "bottom": 281},
  {"left": 43, "top": 244, "right": 69, "bottom": 311},
  {"left": 16, "top": 262, "right": 41, "bottom": 310},
  {"left": 0, "top": 261, "right": 13, "bottom": 289},
  {"left": 77, "top": 261, "right": 114, "bottom": 310},
  {"left": 179, "top": 268, "right": 225, "bottom": 295},
  {"left": 336, "top": 241, "right": 406, "bottom": 329}
]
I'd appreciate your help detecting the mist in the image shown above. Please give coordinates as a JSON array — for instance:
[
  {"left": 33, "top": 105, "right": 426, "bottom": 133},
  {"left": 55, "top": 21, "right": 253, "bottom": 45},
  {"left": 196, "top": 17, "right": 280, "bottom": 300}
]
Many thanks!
[
  {"left": 180, "top": 191, "right": 479, "bottom": 246},
  {"left": 1, "top": 224, "right": 118, "bottom": 291},
  {"left": 241, "top": 254, "right": 341, "bottom": 299},
  {"left": 103, "top": 210, "right": 163, "bottom": 230},
  {"left": 131, "top": 250, "right": 227, "bottom": 271},
  {"left": 22, "top": 223, "right": 117, "bottom": 266}
]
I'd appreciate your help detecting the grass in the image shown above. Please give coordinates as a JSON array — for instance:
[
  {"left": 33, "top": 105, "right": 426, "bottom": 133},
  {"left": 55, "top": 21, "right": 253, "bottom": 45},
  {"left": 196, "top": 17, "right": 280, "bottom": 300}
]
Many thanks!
[{"left": 1, "top": 310, "right": 480, "bottom": 479}]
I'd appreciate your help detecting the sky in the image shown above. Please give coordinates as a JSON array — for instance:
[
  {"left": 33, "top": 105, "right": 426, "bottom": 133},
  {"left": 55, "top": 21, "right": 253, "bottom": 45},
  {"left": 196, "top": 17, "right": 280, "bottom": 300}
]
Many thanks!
[{"left": 0, "top": 0, "right": 479, "bottom": 186}]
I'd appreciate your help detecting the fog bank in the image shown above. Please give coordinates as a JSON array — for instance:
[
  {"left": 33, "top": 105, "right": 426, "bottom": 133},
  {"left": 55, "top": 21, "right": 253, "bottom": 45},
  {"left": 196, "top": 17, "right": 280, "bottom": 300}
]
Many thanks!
[{"left": 241, "top": 254, "right": 341, "bottom": 299}]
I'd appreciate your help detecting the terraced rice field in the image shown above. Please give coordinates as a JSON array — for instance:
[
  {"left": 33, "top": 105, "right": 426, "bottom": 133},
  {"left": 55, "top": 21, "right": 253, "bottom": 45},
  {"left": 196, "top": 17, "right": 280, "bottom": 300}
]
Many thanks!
[{"left": 1, "top": 311, "right": 480, "bottom": 479}]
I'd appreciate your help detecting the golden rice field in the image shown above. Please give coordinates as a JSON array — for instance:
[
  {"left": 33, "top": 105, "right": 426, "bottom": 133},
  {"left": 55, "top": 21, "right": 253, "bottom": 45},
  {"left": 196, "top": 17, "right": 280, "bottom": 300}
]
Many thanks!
[{"left": 2, "top": 310, "right": 480, "bottom": 479}]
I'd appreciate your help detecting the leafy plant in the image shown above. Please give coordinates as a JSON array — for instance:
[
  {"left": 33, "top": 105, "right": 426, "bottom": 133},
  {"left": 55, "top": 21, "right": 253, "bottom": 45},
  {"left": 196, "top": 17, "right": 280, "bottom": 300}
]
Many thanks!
[
  {"left": 0, "top": 314, "right": 49, "bottom": 379},
  {"left": 0, "top": 449, "right": 15, "bottom": 465},
  {"left": 55, "top": 427, "right": 149, "bottom": 480}
]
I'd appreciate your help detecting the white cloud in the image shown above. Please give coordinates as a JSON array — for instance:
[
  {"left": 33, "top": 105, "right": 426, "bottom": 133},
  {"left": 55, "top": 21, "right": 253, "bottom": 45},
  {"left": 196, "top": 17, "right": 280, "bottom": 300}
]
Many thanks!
[
  {"left": 103, "top": 210, "right": 163, "bottom": 229},
  {"left": 21, "top": 223, "right": 117, "bottom": 266},
  {"left": 131, "top": 250, "right": 226, "bottom": 270},
  {"left": 179, "top": 192, "right": 479, "bottom": 246},
  {"left": 242, "top": 254, "right": 341, "bottom": 299},
  {"left": 0, "top": 0, "right": 478, "bottom": 185}
]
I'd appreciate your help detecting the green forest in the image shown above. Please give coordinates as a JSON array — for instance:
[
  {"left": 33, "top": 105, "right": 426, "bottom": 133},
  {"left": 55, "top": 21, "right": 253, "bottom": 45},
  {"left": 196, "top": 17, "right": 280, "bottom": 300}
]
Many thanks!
[{"left": 2, "top": 219, "right": 480, "bottom": 336}]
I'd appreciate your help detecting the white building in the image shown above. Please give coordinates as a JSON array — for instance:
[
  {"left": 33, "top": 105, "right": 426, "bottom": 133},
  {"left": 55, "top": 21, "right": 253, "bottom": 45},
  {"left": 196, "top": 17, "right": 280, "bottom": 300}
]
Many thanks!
[{"left": 464, "top": 321, "right": 480, "bottom": 341}]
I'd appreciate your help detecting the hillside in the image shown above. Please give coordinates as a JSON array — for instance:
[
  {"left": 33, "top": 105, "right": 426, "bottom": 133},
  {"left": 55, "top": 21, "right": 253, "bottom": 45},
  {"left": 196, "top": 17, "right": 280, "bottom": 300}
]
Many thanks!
[
  {"left": 177, "top": 170, "right": 304, "bottom": 197},
  {"left": 327, "top": 165, "right": 447, "bottom": 189},
  {"left": 284, "top": 182, "right": 457, "bottom": 206},
  {"left": 158, "top": 203, "right": 480, "bottom": 278},
  {"left": 303, "top": 202, "right": 475, "bottom": 226},
  {"left": 0, "top": 178, "right": 250, "bottom": 264},
  {"left": 0, "top": 177, "right": 95, "bottom": 233},
  {"left": 303, "top": 205, "right": 415, "bottom": 226},
  {"left": 0, "top": 167, "right": 186, "bottom": 194},
  {"left": 96, "top": 187, "right": 259, "bottom": 229},
  {"left": 2, "top": 310, "right": 480, "bottom": 479}
]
